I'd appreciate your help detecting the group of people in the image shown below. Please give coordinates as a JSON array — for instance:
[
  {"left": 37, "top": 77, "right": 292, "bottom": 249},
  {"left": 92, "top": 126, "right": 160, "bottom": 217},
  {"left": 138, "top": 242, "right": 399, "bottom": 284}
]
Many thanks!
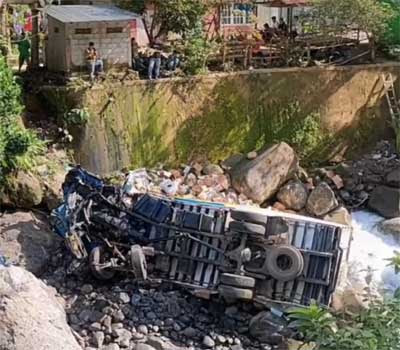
[
  {"left": 261, "top": 16, "right": 302, "bottom": 43},
  {"left": 131, "top": 38, "right": 181, "bottom": 80},
  {"left": 85, "top": 39, "right": 180, "bottom": 81}
]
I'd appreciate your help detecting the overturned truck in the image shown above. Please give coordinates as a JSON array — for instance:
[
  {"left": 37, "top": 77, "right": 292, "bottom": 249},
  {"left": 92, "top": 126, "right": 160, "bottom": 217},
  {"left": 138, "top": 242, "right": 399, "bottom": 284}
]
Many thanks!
[{"left": 51, "top": 166, "right": 352, "bottom": 308}]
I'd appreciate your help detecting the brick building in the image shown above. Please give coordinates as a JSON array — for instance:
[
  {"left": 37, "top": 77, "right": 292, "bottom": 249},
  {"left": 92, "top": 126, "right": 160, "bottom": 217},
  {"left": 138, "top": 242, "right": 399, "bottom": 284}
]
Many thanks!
[{"left": 45, "top": 5, "right": 138, "bottom": 72}]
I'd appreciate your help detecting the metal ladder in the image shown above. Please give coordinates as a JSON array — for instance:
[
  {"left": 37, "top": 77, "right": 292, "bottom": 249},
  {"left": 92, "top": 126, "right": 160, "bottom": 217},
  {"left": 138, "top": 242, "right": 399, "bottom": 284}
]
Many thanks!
[{"left": 382, "top": 73, "right": 400, "bottom": 129}]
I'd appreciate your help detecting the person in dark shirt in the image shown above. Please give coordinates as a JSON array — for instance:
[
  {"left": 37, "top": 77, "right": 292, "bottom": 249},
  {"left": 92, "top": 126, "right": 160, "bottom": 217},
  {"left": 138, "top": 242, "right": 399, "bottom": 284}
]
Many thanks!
[{"left": 278, "top": 18, "right": 288, "bottom": 36}]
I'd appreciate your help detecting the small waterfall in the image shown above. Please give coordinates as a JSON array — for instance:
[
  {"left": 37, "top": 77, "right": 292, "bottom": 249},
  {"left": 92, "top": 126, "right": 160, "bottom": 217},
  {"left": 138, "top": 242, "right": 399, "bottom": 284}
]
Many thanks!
[{"left": 348, "top": 211, "right": 400, "bottom": 297}]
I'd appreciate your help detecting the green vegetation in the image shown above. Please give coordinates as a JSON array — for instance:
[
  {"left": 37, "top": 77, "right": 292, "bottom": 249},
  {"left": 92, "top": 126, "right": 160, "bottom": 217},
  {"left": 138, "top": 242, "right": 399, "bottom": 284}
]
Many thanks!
[
  {"left": 120, "top": 0, "right": 210, "bottom": 45},
  {"left": 63, "top": 108, "right": 90, "bottom": 126},
  {"left": 310, "top": 0, "right": 395, "bottom": 59},
  {"left": 181, "top": 21, "right": 219, "bottom": 75},
  {"left": 177, "top": 99, "right": 331, "bottom": 166},
  {"left": 289, "top": 298, "right": 400, "bottom": 350},
  {"left": 0, "top": 55, "right": 44, "bottom": 182}
]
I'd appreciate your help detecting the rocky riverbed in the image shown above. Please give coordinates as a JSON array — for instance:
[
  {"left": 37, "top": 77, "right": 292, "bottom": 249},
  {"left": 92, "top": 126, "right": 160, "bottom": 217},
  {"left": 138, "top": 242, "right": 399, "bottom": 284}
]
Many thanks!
[{"left": 0, "top": 140, "right": 399, "bottom": 350}]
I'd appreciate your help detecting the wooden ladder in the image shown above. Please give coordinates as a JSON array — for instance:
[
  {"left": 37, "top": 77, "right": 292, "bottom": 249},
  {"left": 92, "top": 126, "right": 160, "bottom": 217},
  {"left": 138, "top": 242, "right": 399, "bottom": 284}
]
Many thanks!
[{"left": 382, "top": 73, "right": 400, "bottom": 149}]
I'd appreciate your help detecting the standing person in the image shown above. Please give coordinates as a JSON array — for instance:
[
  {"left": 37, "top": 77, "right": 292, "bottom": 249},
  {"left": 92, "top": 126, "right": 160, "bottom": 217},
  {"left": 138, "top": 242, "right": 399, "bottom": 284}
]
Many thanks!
[
  {"left": 278, "top": 18, "right": 288, "bottom": 35},
  {"left": 292, "top": 15, "right": 302, "bottom": 38},
  {"left": 131, "top": 37, "right": 139, "bottom": 69},
  {"left": 86, "top": 42, "right": 103, "bottom": 80},
  {"left": 148, "top": 51, "right": 161, "bottom": 80},
  {"left": 17, "top": 31, "right": 30, "bottom": 72},
  {"left": 167, "top": 50, "right": 180, "bottom": 71},
  {"left": 271, "top": 16, "right": 279, "bottom": 33}
]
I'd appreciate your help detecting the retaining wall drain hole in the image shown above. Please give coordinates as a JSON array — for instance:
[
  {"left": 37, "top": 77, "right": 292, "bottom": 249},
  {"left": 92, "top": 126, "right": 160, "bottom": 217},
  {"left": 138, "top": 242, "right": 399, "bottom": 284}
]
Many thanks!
[{"left": 277, "top": 254, "right": 293, "bottom": 271}]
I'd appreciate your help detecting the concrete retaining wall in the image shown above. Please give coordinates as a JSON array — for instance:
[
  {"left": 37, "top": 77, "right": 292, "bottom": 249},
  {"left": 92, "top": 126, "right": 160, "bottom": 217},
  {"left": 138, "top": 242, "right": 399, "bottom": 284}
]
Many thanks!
[{"left": 42, "top": 63, "right": 400, "bottom": 174}]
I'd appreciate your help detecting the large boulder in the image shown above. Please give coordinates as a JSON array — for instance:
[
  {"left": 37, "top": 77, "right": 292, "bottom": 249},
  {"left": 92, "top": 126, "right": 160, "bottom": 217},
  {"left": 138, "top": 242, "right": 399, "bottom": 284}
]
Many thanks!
[
  {"left": 277, "top": 180, "right": 308, "bottom": 211},
  {"left": 323, "top": 206, "right": 352, "bottom": 226},
  {"left": 306, "top": 182, "right": 338, "bottom": 217},
  {"left": 230, "top": 143, "right": 299, "bottom": 204},
  {"left": 0, "top": 266, "right": 81, "bottom": 350},
  {"left": 379, "top": 217, "right": 400, "bottom": 236},
  {"left": 6, "top": 171, "right": 43, "bottom": 208},
  {"left": 249, "top": 311, "right": 292, "bottom": 345},
  {"left": 386, "top": 167, "right": 400, "bottom": 187},
  {"left": 0, "top": 211, "right": 61, "bottom": 276},
  {"left": 369, "top": 186, "right": 400, "bottom": 219}
]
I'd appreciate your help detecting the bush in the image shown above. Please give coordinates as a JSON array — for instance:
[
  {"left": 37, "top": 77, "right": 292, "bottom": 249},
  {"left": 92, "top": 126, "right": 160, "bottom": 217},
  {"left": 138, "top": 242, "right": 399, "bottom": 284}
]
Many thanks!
[
  {"left": 0, "top": 55, "right": 44, "bottom": 182},
  {"left": 288, "top": 298, "right": 400, "bottom": 350},
  {"left": 181, "top": 21, "right": 219, "bottom": 75}
]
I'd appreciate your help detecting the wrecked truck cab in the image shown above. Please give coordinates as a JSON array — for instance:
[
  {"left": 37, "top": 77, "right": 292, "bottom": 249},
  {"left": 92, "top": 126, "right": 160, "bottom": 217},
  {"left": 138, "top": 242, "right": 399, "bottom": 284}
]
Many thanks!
[{"left": 51, "top": 166, "right": 351, "bottom": 308}]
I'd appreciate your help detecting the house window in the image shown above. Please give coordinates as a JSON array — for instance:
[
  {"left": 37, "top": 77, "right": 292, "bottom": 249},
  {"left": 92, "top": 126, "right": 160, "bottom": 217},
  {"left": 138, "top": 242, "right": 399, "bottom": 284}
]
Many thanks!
[
  {"left": 75, "top": 28, "right": 92, "bottom": 34},
  {"left": 220, "top": 3, "right": 255, "bottom": 26},
  {"left": 106, "top": 27, "right": 123, "bottom": 34},
  {"left": 54, "top": 27, "right": 59, "bottom": 33}
]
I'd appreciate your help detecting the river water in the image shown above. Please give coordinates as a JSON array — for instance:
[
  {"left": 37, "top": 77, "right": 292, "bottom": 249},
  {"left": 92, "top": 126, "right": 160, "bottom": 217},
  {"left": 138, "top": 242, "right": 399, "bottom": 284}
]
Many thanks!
[{"left": 348, "top": 210, "right": 400, "bottom": 297}]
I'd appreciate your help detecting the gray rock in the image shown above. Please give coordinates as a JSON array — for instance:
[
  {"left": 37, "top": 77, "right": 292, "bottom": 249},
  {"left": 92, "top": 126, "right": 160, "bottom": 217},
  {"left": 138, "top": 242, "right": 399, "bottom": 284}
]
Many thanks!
[
  {"left": 369, "top": 186, "right": 400, "bottom": 218},
  {"left": 247, "top": 151, "right": 258, "bottom": 160},
  {"left": 147, "top": 335, "right": 182, "bottom": 350},
  {"left": 230, "top": 142, "right": 299, "bottom": 203},
  {"left": 0, "top": 266, "right": 81, "bottom": 350},
  {"left": 277, "top": 180, "right": 308, "bottom": 211},
  {"left": 79, "top": 309, "right": 94, "bottom": 323},
  {"left": 323, "top": 206, "right": 352, "bottom": 226},
  {"left": 379, "top": 217, "right": 400, "bottom": 235},
  {"left": 0, "top": 211, "right": 61, "bottom": 276},
  {"left": 81, "top": 284, "right": 94, "bottom": 294},
  {"left": 138, "top": 324, "right": 149, "bottom": 335},
  {"left": 221, "top": 154, "right": 245, "bottom": 171},
  {"left": 184, "top": 173, "right": 197, "bottom": 187},
  {"left": 93, "top": 331, "right": 105, "bottom": 348},
  {"left": 203, "top": 335, "right": 215, "bottom": 348},
  {"left": 115, "top": 329, "right": 132, "bottom": 347},
  {"left": 183, "top": 327, "right": 197, "bottom": 339},
  {"left": 249, "top": 311, "right": 286, "bottom": 344},
  {"left": 89, "top": 322, "right": 102, "bottom": 331},
  {"left": 135, "top": 345, "right": 156, "bottom": 350},
  {"left": 119, "top": 292, "right": 131, "bottom": 304},
  {"left": 386, "top": 167, "right": 400, "bottom": 187},
  {"left": 113, "top": 309, "right": 125, "bottom": 322},
  {"left": 6, "top": 171, "right": 43, "bottom": 208},
  {"left": 203, "top": 164, "right": 224, "bottom": 176},
  {"left": 146, "top": 311, "right": 157, "bottom": 320},
  {"left": 306, "top": 182, "right": 338, "bottom": 217},
  {"left": 104, "top": 343, "right": 120, "bottom": 350},
  {"left": 216, "top": 335, "right": 226, "bottom": 344}
]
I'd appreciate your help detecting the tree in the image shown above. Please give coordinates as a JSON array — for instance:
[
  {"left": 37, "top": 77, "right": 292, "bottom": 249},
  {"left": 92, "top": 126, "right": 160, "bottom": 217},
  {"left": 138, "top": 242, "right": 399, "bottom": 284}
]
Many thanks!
[
  {"left": 309, "top": 0, "right": 395, "bottom": 60},
  {"left": 120, "top": 0, "right": 212, "bottom": 45}
]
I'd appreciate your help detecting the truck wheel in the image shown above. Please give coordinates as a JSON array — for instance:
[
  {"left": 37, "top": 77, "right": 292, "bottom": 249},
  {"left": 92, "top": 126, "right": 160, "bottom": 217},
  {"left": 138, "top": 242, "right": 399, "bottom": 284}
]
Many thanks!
[
  {"left": 229, "top": 221, "right": 266, "bottom": 235},
  {"left": 130, "top": 245, "right": 147, "bottom": 280},
  {"left": 230, "top": 209, "right": 268, "bottom": 225},
  {"left": 89, "top": 246, "right": 116, "bottom": 280},
  {"left": 218, "top": 285, "right": 253, "bottom": 301},
  {"left": 220, "top": 273, "right": 256, "bottom": 288},
  {"left": 266, "top": 245, "right": 304, "bottom": 282}
]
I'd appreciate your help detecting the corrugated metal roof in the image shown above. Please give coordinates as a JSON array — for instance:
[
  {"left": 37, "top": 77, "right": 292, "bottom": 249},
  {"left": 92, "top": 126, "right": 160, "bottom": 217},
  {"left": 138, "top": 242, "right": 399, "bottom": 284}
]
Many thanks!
[{"left": 46, "top": 5, "right": 138, "bottom": 23}]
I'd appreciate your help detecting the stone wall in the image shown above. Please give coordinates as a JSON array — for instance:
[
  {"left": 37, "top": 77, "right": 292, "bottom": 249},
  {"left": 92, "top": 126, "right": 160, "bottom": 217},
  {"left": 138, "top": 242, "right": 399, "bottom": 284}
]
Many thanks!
[{"left": 41, "top": 63, "right": 400, "bottom": 174}]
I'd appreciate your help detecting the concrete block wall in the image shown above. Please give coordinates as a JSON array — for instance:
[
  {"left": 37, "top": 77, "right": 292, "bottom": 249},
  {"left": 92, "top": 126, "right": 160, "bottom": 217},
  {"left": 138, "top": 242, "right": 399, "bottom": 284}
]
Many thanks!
[{"left": 66, "top": 21, "right": 131, "bottom": 69}]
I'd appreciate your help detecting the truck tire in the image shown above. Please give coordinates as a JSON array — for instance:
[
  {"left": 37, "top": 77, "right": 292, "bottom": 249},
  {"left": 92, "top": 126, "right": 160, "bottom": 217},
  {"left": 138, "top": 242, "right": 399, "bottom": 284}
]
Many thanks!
[
  {"left": 89, "top": 246, "right": 116, "bottom": 280},
  {"left": 229, "top": 221, "right": 266, "bottom": 235},
  {"left": 130, "top": 245, "right": 147, "bottom": 280},
  {"left": 218, "top": 285, "right": 254, "bottom": 301},
  {"left": 266, "top": 245, "right": 304, "bottom": 282},
  {"left": 230, "top": 209, "right": 268, "bottom": 225},
  {"left": 220, "top": 273, "right": 256, "bottom": 288}
]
